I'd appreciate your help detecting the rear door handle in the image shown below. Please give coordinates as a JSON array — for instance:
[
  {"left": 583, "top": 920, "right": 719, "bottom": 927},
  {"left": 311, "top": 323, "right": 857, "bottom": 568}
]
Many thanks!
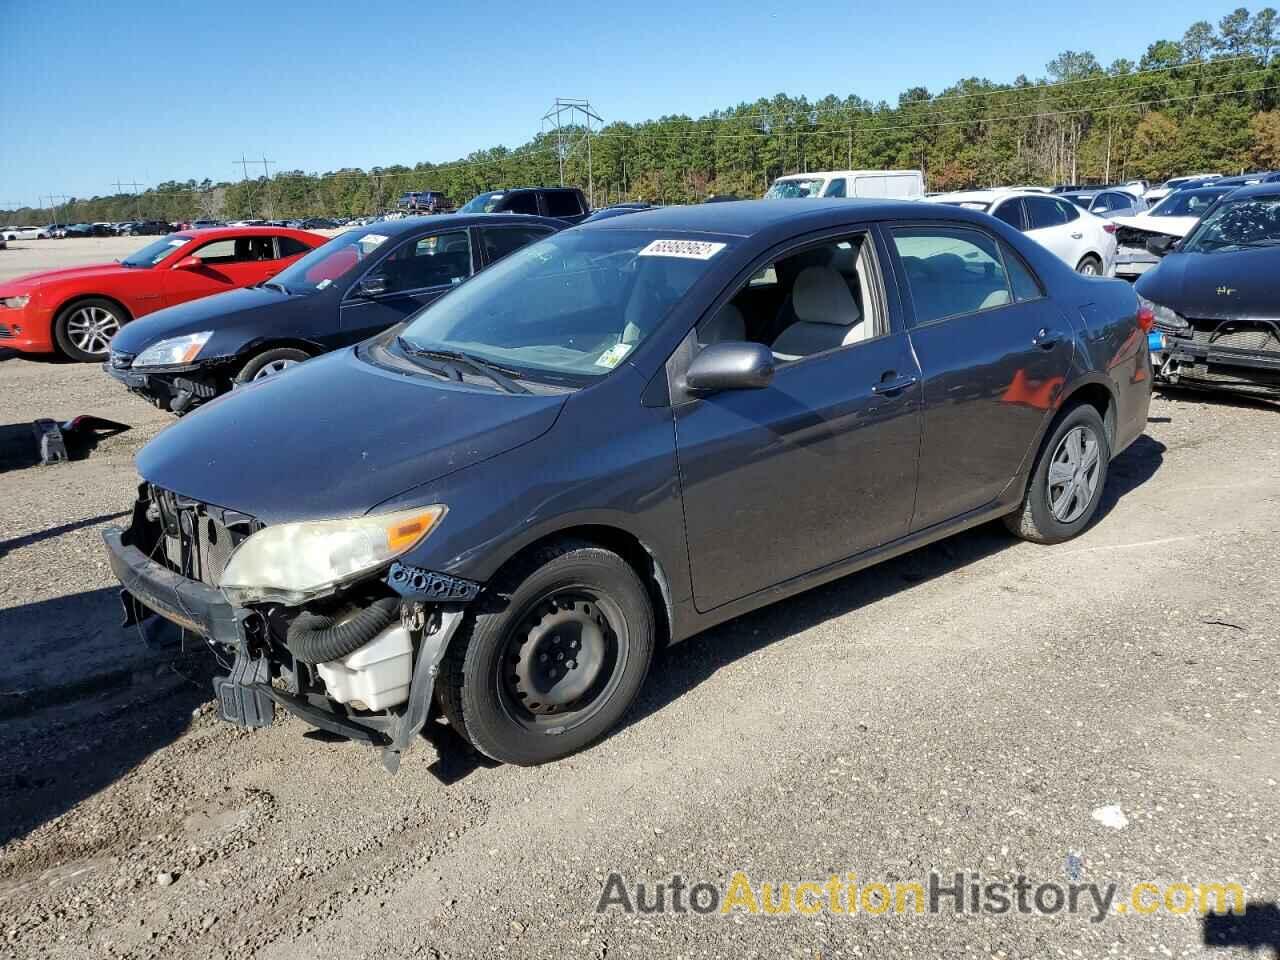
[
  {"left": 1033, "top": 328, "right": 1062, "bottom": 349},
  {"left": 1070, "top": 232, "right": 1083, "bottom": 239},
  {"left": 872, "top": 373, "right": 919, "bottom": 395}
]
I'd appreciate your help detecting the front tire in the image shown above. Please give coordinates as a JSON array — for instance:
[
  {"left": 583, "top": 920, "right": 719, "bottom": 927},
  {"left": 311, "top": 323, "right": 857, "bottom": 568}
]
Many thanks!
[
  {"left": 1004, "top": 403, "right": 1110, "bottom": 544},
  {"left": 234, "top": 347, "right": 310, "bottom": 383},
  {"left": 54, "top": 298, "right": 127, "bottom": 361},
  {"left": 439, "top": 540, "right": 655, "bottom": 765}
]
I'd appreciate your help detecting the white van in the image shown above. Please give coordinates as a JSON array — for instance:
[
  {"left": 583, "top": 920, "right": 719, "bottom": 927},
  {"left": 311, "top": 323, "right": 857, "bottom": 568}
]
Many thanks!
[{"left": 764, "top": 170, "right": 925, "bottom": 201}]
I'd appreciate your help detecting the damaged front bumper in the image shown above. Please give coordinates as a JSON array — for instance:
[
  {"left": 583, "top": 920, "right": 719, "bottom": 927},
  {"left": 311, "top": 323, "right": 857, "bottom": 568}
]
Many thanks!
[
  {"left": 1150, "top": 320, "right": 1280, "bottom": 399},
  {"left": 103, "top": 485, "right": 480, "bottom": 771},
  {"left": 104, "top": 357, "right": 223, "bottom": 414}
]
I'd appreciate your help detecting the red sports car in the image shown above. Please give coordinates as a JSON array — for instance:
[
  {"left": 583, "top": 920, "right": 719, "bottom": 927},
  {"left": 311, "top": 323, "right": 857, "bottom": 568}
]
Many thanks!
[{"left": 0, "top": 227, "right": 324, "bottom": 361}]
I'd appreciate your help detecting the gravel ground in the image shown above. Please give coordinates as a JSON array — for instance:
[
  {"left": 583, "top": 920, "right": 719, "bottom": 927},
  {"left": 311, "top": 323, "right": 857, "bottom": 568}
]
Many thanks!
[{"left": 0, "top": 240, "right": 1277, "bottom": 959}]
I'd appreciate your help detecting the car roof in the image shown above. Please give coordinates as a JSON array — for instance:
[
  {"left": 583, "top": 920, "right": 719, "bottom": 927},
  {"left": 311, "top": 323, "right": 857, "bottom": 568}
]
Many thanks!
[
  {"left": 175, "top": 226, "right": 324, "bottom": 240},
  {"left": 339, "top": 212, "right": 564, "bottom": 236},
  {"left": 1218, "top": 182, "right": 1280, "bottom": 199},
  {"left": 580, "top": 197, "right": 967, "bottom": 238}
]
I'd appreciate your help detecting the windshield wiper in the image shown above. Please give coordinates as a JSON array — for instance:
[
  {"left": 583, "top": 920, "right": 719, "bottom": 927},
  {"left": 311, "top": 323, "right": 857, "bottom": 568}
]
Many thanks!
[
  {"left": 395, "top": 338, "right": 530, "bottom": 394},
  {"left": 261, "top": 280, "right": 289, "bottom": 294}
]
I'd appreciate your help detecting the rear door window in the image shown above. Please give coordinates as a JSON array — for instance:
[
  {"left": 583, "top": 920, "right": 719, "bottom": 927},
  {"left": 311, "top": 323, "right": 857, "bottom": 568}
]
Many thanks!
[
  {"left": 543, "top": 190, "right": 584, "bottom": 218},
  {"left": 480, "top": 225, "right": 555, "bottom": 264},
  {"left": 504, "top": 193, "right": 541, "bottom": 216},
  {"left": 1001, "top": 243, "right": 1044, "bottom": 301},
  {"left": 892, "top": 226, "right": 1013, "bottom": 326},
  {"left": 1025, "top": 196, "right": 1068, "bottom": 230},
  {"left": 991, "top": 199, "right": 1025, "bottom": 230}
]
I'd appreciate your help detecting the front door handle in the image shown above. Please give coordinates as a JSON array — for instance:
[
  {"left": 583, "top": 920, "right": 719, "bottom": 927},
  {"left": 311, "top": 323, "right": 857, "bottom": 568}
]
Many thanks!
[
  {"left": 1033, "top": 328, "right": 1062, "bottom": 349},
  {"left": 1070, "top": 232, "right": 1083, "bottom": 239},
  {"left": 872, "top": 372, "right": 919, "bottom": 395}
]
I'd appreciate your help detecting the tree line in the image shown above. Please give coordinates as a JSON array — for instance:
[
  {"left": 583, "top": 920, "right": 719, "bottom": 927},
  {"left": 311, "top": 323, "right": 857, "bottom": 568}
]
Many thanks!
[{"left": 8, "top": 7, "right": 1280, "bottom": 225}]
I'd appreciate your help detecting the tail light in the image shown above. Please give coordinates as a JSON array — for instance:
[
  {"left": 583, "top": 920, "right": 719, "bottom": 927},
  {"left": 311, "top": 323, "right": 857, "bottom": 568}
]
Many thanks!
[
  {"left": 1102, "top": 223, "right": 1117, "bottom": 234},
  {"left": 1136, "top": 304, "right": 1155, "bottom": 333}
]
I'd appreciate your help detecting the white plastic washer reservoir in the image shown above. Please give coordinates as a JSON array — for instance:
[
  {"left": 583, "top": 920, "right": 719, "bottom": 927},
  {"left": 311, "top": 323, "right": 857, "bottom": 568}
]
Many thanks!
[{"left": 315, "top": 623, "right": 413, "bottom": 711}]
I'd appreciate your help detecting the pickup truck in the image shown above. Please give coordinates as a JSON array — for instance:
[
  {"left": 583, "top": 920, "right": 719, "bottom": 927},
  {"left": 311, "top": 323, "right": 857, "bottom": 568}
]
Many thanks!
[{"left": 457, "top": 187, "right": 591, "bottom": 224}]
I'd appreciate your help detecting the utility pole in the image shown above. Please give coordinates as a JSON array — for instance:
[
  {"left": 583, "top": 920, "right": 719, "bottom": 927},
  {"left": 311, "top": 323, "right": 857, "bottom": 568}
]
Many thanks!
[{"left": 541, "top": 98, "right": 602, "bottom": 197}]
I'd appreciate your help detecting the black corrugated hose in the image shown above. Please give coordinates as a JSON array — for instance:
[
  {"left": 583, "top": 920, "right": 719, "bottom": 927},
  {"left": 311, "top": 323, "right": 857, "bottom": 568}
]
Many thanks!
[{"left": 285, "top": 597, "right": 400, "bottom": 664}]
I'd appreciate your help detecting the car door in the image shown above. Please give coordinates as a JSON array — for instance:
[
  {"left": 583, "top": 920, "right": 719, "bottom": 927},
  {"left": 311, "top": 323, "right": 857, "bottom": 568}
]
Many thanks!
[
  {"left": 161, "top": 235, "right": 279, "bottom": 307},
  {"left": 673, "top": 227, "right": 922, "bottom": 611},
  {"left": 1023, "top": 195, "right": 1080, "bottom": 266},
  {"left": 339, "top": 227, "right": 475, "bottom": 343},
  {"left": 888, "top": 223, "right": 1074, "bottom": 530}
]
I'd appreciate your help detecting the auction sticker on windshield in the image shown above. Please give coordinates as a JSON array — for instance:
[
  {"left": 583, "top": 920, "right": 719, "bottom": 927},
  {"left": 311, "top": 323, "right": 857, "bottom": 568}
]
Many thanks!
[
  {"left": 638, "top": 239, "right": 727, "bottom": 260},
  {"left": 357, "top": 233, "right": 389, "bottom": 253},
  {"left": 595, "top": 342, "right": 633, "bottom": 368}
]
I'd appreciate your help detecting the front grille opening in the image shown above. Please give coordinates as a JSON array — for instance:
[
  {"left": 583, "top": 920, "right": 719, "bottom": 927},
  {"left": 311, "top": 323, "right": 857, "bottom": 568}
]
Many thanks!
[{"left": 150, "top": 485, "right": 259, "bottom": 587}]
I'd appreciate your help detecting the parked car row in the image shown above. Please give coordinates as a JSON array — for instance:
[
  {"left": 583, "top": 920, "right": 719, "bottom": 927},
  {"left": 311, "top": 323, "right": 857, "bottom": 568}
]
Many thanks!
[{"left": 82, "top": 198, "right": 1155, "bottom": 773}]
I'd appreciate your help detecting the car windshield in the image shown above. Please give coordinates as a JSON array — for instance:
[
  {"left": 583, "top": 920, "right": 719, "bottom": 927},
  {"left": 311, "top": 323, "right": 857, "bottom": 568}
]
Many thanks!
[
  {"left": 765, "top": 178, "right": 826, "bottom": 199},
  {"left": 396, "top": 229, "right": 729, "bottom": 384},
  {"left": 120, "top": 235, "right": 192, "bottom": 267},
  {"left": 458, "top": 192, "right": 505, "bottom": 214},
  {"left": 272, "top": 229, "right": 394, "bottom": 293},
  {"left": 1149, "top": 189, "right": 1229, "bottom": 217},
  {"left": 1181, "top": 196, "right": 1280, "bottom": 253}
]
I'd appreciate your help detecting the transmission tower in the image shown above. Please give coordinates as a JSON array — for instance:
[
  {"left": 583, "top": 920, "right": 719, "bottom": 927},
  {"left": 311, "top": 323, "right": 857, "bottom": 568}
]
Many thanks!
[{"left": 541, "top": 98, "right": 602, "bottom": 202}]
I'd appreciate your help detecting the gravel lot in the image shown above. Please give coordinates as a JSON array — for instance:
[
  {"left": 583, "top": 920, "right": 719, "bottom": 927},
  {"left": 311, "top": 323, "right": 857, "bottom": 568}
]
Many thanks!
[{"left": 1, "top": 239, "right": 1277, "bottom": 959}]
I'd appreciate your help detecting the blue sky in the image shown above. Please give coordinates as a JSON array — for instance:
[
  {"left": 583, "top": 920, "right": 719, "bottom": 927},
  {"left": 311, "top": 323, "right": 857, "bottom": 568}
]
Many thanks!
[{"left": 0, "top": 0, "right": 1247, "bottom": 206}]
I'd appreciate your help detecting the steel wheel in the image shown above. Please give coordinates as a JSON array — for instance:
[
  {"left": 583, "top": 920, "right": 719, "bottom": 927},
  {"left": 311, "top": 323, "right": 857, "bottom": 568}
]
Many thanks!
[
  {"left": 252, "top": 358, "right": 297, "bottom": 380},
  {"left": 65, "top": 305, "right": 119, "bottom": 356},
  {"left": 499, "top": 589, "right": 626, "bottom": 729},
  {"left": 1047, "top": 425, "right": 1101, "bottom": 523}
]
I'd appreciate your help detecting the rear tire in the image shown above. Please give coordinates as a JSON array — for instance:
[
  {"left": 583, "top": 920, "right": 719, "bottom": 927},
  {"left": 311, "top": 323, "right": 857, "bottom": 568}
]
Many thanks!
[
  {"left": 439, "top": 540, "right": 655, "bottom": 765},
  {"left": 1004, "top": 403, "right": 1110, "bottom": 544},
  {"left": 1075, "top": 254, "right": 1102, "bottom": 276},
  {"left": 54, "top": 298, "right": 127, "bottom": 362},
  {"left": 234, "top": 347, "right": 310, "bottom": 383}
]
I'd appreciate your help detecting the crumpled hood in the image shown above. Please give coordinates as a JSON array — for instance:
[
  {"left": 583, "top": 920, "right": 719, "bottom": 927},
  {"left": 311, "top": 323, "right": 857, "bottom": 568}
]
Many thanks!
[
  {"left": 1110, "top": 212, "right": 1199, "bottom": 239},
  {"left": 0, "top": 262, "right": 129, "bottom": 292},
  {"left": 135, "top": 348, "right": 567, "bottom": 523},
  {"left": 1136, "top": 246, "right": 1280, "bottom": 321},
  {"left": 111, "top": 286, "right": 298, "bottom": 355}
]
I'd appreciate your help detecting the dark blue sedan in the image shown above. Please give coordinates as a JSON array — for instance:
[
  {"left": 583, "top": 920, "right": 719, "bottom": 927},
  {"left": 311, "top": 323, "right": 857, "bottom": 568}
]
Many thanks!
[{"left": 106, "top": 213, "right": 564, "bottom": 413}]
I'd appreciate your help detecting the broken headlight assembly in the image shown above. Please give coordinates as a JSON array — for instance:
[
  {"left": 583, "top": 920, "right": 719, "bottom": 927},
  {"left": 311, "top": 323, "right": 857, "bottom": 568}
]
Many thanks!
[
  {"left": 220, "top": 505, "right": 447, "bottom": 606},
  {"left": 1, "top": 294, "right": 31, "bottom": 309},
  {"left": 133, "top": 330, "right": 214, "bottom": 367},
  {"left": 1138, "top": 297, "right": 1189, "bottom": 336}
]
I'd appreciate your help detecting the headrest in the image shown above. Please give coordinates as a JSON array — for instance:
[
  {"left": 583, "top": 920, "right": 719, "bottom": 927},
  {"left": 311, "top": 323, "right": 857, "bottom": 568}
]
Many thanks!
[
  {"left": 697, "top": 303, "right": 746, "bottom": 346},
  {"left": 793, "top": 266, "right": 861, "bottom": 327}
]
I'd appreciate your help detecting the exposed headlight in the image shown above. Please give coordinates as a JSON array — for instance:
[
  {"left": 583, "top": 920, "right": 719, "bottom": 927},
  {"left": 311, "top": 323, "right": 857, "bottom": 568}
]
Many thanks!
[
  {"left": 133, "top": 331, "right": 214, "bottom": 367},
  {"left": 1, "top": 295, "right": 30, "bottom": 309},
  {"left": 220, "top": 505, "right": 447, "bottom": 606},
  {"left": 1138, "top": 297, "right": 1188, "bottom": 334}
]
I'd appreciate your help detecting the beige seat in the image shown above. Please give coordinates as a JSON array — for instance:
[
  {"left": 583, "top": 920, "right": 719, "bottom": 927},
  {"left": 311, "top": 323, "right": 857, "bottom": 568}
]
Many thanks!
[{"left": 771, "top": 266, "right": 865, "bottom": 361}]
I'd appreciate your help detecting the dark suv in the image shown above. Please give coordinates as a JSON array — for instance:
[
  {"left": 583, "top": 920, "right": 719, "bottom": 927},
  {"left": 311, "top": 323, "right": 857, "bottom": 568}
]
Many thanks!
[
  {"left": 104, "top": 200, "right": 1152, "bottom": 772},
  {"left": 458, "top": 187, "right": 590, "bottom": 224}
]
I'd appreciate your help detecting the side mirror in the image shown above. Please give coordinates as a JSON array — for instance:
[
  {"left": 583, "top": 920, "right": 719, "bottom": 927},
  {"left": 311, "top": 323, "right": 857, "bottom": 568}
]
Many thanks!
[
  {"left": 175, "top": 255, "right": 203, "bottom": 270},
  {"left": 1145, "top": 235, "right": 1177, "bottom": 257},
  {"left": 684, "top": 341, "right": 774, "bottom": 394},
  {"left": 356, "top": 275, "right": 388, "bottom": 298}
]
